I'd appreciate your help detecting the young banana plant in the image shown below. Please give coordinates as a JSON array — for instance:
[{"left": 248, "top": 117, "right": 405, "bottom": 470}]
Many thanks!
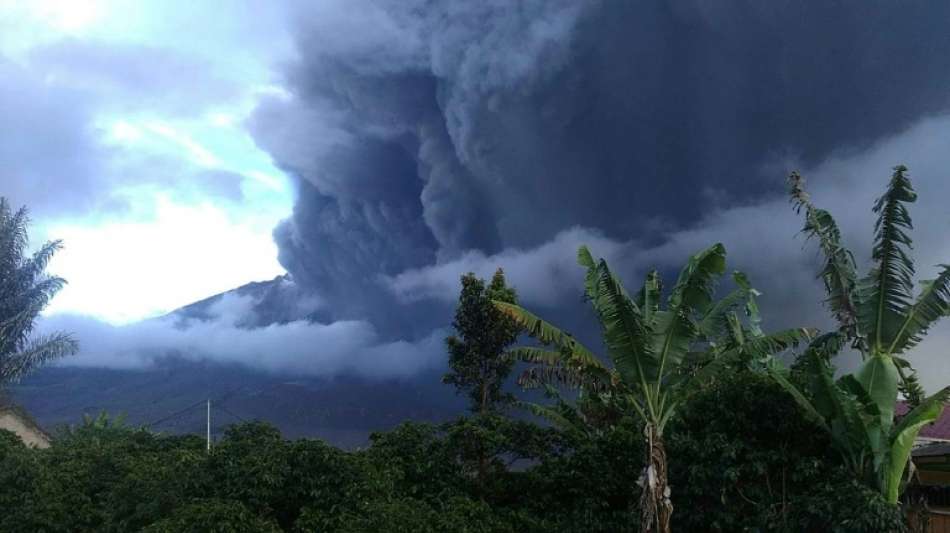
[
  {"left": 770, "top": 165, "right": 950, "bottom": 503},
  {"left": 788, "top": 166, "right": 950, "bottom": 404},
  {"left": 768, "top": 335, "right": 950, "bottom": 503},
  {"left": 495, "top": 243, "right": 812, "bottom": 533}
]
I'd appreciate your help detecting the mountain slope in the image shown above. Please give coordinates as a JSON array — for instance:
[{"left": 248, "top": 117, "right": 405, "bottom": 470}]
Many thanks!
[{"left": 10, "top": 276, "right": 466, "bottom": 447}]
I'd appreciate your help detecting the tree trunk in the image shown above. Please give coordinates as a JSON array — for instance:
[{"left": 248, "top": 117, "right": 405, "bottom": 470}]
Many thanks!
[
  {"left": 639, "top": 423, "right": 672, "bottom": 533},
  {"left": 477, "top": 378, "right": 489, "bottom": 487}
]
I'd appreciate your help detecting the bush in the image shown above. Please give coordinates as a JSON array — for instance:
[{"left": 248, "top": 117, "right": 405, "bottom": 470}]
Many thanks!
[
  {"left": 668, "top": 370, "right": 907, "bottom": 532},
  {"left": 141, "top": 499, "right": 282, "bottom": 533},
  {"left": 790, "top": 474, "right": 907, "bottom": 533},
  {"left": 517, "top": 417, "right": 643, "bottom": 532},
  {"left": 298, "top": 495, "right": 519, "bottom": 533},
  {"left": 0, "top": 400, "right": 911, "bottom": 532}
]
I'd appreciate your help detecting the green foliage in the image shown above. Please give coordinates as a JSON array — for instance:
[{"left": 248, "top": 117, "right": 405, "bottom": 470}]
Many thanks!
[
  {"left": 4, "top": 172, "right": 943, "bottom": 531},
  {"left": 789, "top": 475, "right": 908, "bottom": 533},
  {"left": 669, "top": 371, "right": 833, "bottom": 531},
  {"left": 0, "top": 407, "right": 911, "bottom": 532},
  {"left": 141, "top": 499, "right": 282, "bottom": 533},
  {"left": 444, "top": 269, "right": 521, "bottom": 414},
  {"left": 0, "top": 197, "right": 77, "bottom": 385},
  {"left": 520, "top": 416, "right": 643, "bottom": 532},
  {"left": 298, "top": 495, "right": 518, "bottom": 533},
  {"left": 779, "top": 167, "right": 950, "bottom": 503},
  {"left": 210, "top": 422, "right": 290, "bottom": 522},
  {"left": 496, "top": 244, "right": 811, "bottom": 532},
  {"left": 363, "top": 421, "right": 465, "bottom": 501},
  {"left": 663, "top": 369, "right": 912, "bottom": 532},
  {"left": 498, "top": 245, "right": 810, "bottom": 436},
  {"left": 790, "top": 166, "right": 950, "bottom": 405}
]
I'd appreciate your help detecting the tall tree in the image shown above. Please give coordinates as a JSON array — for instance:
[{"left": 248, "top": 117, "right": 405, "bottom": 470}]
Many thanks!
[
  {"left": 0, "top": 198, "right": 77, "bottom": 386},
  {"left": 443, "top": 269, "right": 520, "bottom": 415},
  {"left": 496, "top": 244, "right": 811, "bottom": 533},
  {"left": 769, "top": 166, "right": 950, "bottom": 503}
]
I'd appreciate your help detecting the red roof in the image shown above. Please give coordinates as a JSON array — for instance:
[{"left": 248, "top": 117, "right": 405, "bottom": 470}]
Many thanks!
[{"left": 897, "top": 402, "right": 950, "bottom": 441}]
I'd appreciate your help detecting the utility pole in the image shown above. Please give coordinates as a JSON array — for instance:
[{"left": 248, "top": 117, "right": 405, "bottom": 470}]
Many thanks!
[{"left": 206, "top": 399, "right": 211, "bottom": 452}]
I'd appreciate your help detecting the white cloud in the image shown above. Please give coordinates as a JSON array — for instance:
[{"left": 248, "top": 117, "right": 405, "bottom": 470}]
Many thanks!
[
  {"left": 43, "top": 197, "right": 286, "bottom": 324},
  {"left": 39, "top": 293, "right": 445, "bottom": 378},
  {"left": 0, "top": 1, "right": 297, "bottom": 326},
  {"left": 386, "top": 227, "right": 634, "bottom": 308}
]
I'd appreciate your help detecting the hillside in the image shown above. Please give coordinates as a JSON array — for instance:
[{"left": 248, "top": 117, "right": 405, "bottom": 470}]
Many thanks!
[{"left": 10, "top": 277, "right": 466, "bottom": 447}]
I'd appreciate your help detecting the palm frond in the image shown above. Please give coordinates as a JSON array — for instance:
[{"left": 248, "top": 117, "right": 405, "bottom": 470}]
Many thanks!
[
  {"left": 26, "top": 240, "right": 63, "bottom": 276},
  {"left": 648, "top": 309, "right": 696, "bottom": 381},
  {"left": 858, "top": 166, "right": 917, "bottom": 352},
  {"left": 515, "top": 399, "right": 591, "bottom": 440},
  {"left": 667, "top": 243, "right": 727, "bottom": 313},
  {"left": 789, "top": 171, "right": 861, "bottom": 334},
  {"left": 586, "top": 257, "right": 657, "bottom": 384},
  {"left": 733, "top": 327, "right": 817, "bottom": 361},
  {"left": 650, "top": 244, "right": 727, "bottom": 380},
  {"left": 0, "top": 332, "right": 78, "bottom": 383},
  {"left": 505, "top": 347, "right": 566, "bottom": 366},
  {"left": 889, "top": 265, "right": 950, "bottom": 354},
  {"left": 577, "top": 246, "right": 599, "bottom": 302},
  {"left": 493, "top": 301, "right": 605, "bottom": 371},
  {"left": 516, "top": 364, "right": 608, "bottom": 391},
  {"left": 699, "top": 271, "right": 767, "bottom": 344},
  {"left": 0, "top": 201, "right": 29, "bottom": 275}
]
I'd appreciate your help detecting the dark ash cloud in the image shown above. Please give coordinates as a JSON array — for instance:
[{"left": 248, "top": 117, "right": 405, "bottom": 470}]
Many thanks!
[
  {"left": 14, "top": 1, "right": 950, "bottom": 384},
  {"left": 251, "top": 1, "right": 950, "bottom": 341}
]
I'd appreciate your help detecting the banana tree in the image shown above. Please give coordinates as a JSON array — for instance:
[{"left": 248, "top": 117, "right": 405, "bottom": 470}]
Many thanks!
[
  {"left": 495, "top": 243, "right": 812, "bottom": 533},
  {"left": 770, "top": 165, "right": 950, "bottom": 503},
  {"left": 768, "top": 335, "right": 950, "bottom": 503}
]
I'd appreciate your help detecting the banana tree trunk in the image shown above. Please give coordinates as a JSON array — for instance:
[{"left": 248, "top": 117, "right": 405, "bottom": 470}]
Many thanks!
[{"left": 640, "top": 423, "right": 673, "bottom": 533}]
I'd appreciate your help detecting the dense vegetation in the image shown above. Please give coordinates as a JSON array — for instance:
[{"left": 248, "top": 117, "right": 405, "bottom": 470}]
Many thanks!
[
  {"left": 1, "top": 165, "right": 947, "bottom": 532},
  {"left": 0, "top": 374, "right": 906, "bottom": 532}
]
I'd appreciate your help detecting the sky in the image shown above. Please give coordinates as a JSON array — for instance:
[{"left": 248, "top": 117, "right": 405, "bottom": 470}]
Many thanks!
[
  {"left": 0, "top": 0, "right": 295, "bottom": 323},
  {"left": 4, "top": 1, "right": 950, "bottom": 388}
]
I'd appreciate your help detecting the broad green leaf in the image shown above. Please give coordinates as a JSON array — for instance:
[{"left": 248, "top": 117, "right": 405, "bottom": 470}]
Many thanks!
[
  {"left": 493, "top": 301, "right": 604, "bottom": 371},
  {"left": 884, "top": 386, "right": 950, "bottom": 503},
  {"left": 855, "top": 354, "right": 899, "bottom": 434}
]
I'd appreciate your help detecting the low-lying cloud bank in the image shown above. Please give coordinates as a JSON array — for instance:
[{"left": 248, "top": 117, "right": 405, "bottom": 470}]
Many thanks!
[{"left": 39, "top": 293, "right": 446, "bottom": 379}]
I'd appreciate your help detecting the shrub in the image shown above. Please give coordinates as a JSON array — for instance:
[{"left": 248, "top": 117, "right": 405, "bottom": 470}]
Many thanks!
[
  {"left": 668, "top": 370, "right": 908, "bottom": 532},
  {"left": 141, "top": 499, "right": 282, "bottom": 533}
]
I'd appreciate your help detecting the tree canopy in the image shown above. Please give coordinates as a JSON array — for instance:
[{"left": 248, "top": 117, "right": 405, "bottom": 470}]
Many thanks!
[{"left": 0, "top": 198, "right": 77, "bottom": 386}]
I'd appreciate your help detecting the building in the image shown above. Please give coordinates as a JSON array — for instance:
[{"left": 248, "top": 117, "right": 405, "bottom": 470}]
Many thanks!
[{"left": 0, "top": 397, "right": 51, "bottom": 448}]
